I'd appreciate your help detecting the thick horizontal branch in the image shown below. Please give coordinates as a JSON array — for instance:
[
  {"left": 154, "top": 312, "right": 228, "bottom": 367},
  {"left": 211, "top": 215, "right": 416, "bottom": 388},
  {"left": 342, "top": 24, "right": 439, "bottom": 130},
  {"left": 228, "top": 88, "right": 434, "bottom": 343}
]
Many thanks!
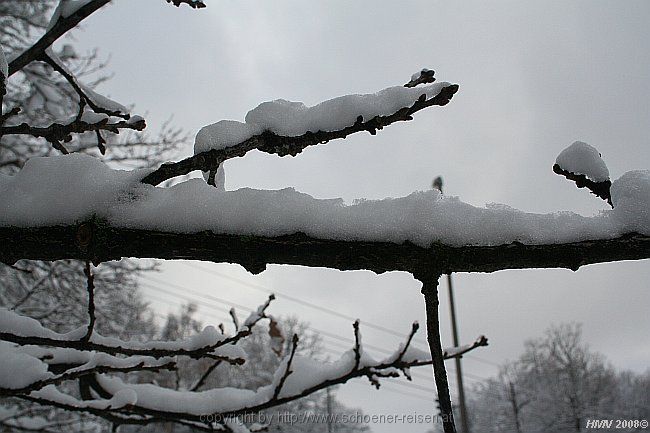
[
  {"left": 141, "top": 84, "right": 459, "bottom": 186},
  {"left": 1, "top": 224, "right": 647, "bottom": 275}
]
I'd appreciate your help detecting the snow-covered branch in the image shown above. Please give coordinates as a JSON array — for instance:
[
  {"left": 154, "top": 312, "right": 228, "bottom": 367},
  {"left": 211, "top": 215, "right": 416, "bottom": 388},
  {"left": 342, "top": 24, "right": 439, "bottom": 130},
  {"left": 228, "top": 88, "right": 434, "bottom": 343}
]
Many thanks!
[
  {"left": 8, "top": 0, "right": 112, "bottom": 77},
  {"left": 4, "top": 320, "right": 486, "bottom": 432},
  {"left": 554, "top": 141, "right": 613, "bottom": 207},
  {"left": 0, "top": 304, "right": 262, "bottom": 363},
  {"left": 166, "top": 0, "right": 207, "bottom": 8},
  {"left": 8, "top": 0, "right": 207, "bottom": 77},
  {"left": 142, "top": 77, "right": 458, "bottom": 185}
]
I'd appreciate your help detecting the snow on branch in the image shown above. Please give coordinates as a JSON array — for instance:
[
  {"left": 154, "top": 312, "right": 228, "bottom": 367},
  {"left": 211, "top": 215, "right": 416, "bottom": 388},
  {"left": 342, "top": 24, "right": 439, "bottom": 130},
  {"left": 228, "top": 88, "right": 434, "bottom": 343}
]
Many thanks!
[
  {"left": 1, "top": 153, "right": 648, "bottom": 273},
  {"left": 554, "top": 141, "right": 613, "bottom": 206},
  {"left": 8, "top": 0, "right": 206, "bottom": 77},
  {"left": 0, "top": 113, "right": 146, "bottom": 155},
  {"left": 141, "top": 75, "right": 459, "bottom": 185},
  {"left": 166, "top": 0, "right": 207, "bottom": 8},
  {"left": 5, "top": 321, "right": 485, "bottom": 431},
  {"left": 0, "top": 342, "right": 175, "bottom": 396},
  {"left": 0, "top": 304, "right": 263, "bottom": 362},
  {"left": 2, "top": 47, "right": 143, "bottom": 154},
  {"left": 8, "top": 0, "right": 112, "bottom": 77}
]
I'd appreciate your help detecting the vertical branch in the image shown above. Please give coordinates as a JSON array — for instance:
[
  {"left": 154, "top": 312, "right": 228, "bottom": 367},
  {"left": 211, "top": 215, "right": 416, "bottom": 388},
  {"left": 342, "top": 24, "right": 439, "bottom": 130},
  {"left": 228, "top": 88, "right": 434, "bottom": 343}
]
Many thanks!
[
  {"left": 352, "top": 319, "right": 361, "bottom": 371},
  {"left": 82, "top": 260, "right": 95, "bottom": 342},
  {"left": 420, "top": 273, "right": 457, "bottom": 433},
  {"left": 1, "top": 43, "right": 6, "bottom": 119}
]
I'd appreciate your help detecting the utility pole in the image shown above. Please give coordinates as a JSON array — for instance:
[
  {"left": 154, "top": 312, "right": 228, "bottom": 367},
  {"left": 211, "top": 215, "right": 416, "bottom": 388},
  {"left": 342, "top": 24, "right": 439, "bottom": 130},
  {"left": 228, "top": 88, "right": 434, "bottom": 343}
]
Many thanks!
[{"left": 433, "top": 176, "right": 470, "bottom": 433}]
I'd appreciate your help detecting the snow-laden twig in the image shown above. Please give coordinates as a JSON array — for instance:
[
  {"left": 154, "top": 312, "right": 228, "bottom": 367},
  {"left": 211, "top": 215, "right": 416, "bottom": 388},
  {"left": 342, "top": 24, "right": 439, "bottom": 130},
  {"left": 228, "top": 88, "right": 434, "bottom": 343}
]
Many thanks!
[
  {"left": 0, "top": 115, "right": 146, "bottom": 154},
  {"left": 54, "top": 322, "right": 486, "bottom": 427},
  {"left": 8, "top": 0, "right": 206, "bottom": 77},
  {"left": 8, "top": 0, "right": 112, "bottom": 77},
  {"left": 554, "top": 141, "right": 613, "bottom": 207},
  {"left": 141, "top": 76, "right": 458, "bottom": 186},
  {"left": 0, "top": 301, "right": 274, "bottom": 362},
  {"left": 166, "top": 0, "right": 207, "bottom": 8}
]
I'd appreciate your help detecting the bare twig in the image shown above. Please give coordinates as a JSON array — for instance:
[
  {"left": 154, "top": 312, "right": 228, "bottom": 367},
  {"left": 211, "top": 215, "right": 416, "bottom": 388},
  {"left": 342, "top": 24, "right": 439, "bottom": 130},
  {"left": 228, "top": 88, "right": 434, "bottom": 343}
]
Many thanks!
[
  {"left": 352, "top": 320, "right": 362, "bottom": 371},
  {"left": 404, "top": 69, "right": 436, "bottom": 88},
  {"left": 82, "top": 260, "right": 95, "bottom": 342},
  {"left": 229, "top": 308, "right": 239, "bottom": 332},
  {"left": 272, "top": 334, "right": 299, "bottom": 400},
  {"left": 190, "top": 360, "right": 222, "bottom": 392},
  {"left": 41, "top": 51, "right": 129, "bottom": 119},
  {"left": 397, "top": 321, "right": 420, "bottom": 361}
]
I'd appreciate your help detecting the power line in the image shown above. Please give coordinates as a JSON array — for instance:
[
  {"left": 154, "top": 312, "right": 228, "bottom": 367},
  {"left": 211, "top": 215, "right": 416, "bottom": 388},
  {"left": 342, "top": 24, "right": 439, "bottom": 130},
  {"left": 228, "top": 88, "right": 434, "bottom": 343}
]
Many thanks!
[
  {"left": 141, "top": 281, "right": 491, "bottom": 404},
  {"left": 139, "top": 273, "right": 491, "bottom": 389},
  {"left": 140, "top": 274, "right": 491, "bottom": 387},
  {"left": 183, "top": 262, "right": 431, "bottom": 346},
  {"left": 140, "top": 275, "right": 412, "bottom": 358},
  {"left": 180, "top": 262, "right": 500, "bottom": 370}
]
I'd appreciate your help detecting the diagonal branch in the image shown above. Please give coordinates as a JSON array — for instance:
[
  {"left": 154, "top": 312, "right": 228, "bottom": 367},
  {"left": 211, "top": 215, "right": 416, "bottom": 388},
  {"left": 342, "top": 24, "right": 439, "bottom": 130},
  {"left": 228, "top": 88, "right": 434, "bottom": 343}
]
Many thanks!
[
  {"left": 8, "top": 0, "right": 112, "bottom": 76},
  {"left": 141, "top": 83, "right": 459, "bottom": 186},
  {"left": 40, "top": 50, "right": 129, "bottom": 119},
  {"left": 553, "top": 163, "right": 613, "bottom": 207},
  {"left": 8, "top": 0, "right": 207, "bottom": 77},
  {"left": 272, "top": 334, "right": 299, "bottom": 400}
]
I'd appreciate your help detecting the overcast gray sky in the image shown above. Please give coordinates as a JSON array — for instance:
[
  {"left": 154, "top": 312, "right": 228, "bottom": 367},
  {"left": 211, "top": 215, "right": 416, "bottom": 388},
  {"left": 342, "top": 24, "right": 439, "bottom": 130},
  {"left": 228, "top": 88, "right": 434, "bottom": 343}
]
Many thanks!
[{"left": 69, "top": 1, "right": 649, "bottom": 432}]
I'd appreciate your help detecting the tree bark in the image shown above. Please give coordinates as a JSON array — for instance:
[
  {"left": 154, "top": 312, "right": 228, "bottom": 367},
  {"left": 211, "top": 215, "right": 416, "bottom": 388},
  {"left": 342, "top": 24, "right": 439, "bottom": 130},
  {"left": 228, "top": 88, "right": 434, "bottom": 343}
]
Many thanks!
[
  {"left": 1, "top": 224, "right": 648, "bottom": 275},
  {"left": 421, "top": 274, "right": 456, "bottom": 433}
]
